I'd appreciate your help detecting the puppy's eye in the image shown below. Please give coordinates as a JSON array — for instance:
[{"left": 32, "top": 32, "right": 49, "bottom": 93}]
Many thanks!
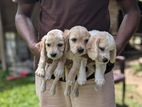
[
  {"left": 99, "top": 47, "right": 105, "bottom": 51},
  {"left": 71, "top": 38, "right": 77, "bottom": 42},
  {"left": 84, "top": 39, "right": 89, "bottom": 43},
  {"left": 47, "top": 43, "right": 51, "bottom": 47},
  {"left": 57, "top": 43, "right": 63, "bottom": 47}
]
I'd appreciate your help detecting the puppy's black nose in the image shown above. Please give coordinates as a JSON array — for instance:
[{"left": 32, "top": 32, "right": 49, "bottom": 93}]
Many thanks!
[
  {"left": 77, "top": 48, "right": 84, "bottom": 54},
  {"left": 103, "top": 58, "right": 108, "bottom": 63},
  {"left": 50, "top": 53, "right": 57, "bottom": 57}
]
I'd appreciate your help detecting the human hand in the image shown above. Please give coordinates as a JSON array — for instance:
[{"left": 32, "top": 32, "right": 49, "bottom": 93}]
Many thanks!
[{"left": 28, "top": 42, "right": 40, "bottom": 57}]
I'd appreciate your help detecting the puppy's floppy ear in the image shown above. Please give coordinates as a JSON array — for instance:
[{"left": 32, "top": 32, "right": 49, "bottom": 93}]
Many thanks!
[
  {"left": 87, "top": 37, "right": 100, "bottom": 60},
  {"left": 63, "top": 29, "right": 70, "bottom": 54},
  {"left": 110, "top": 48, "right": 116, "bottom": 63},
  {"left": 107, "top": 33, "right": 116, "bottom": 63},
  {"left": 64, "top": 29, "right": 70, "bottom": 39},
  {"left": 94, "top": 38, "right": 100, "bottom": 60},
  {"left": 86, "top": 37, "right": 92, "bottom": 50},
  {"left": 40, "top": 36, "right": 48, "bottom": 62}
]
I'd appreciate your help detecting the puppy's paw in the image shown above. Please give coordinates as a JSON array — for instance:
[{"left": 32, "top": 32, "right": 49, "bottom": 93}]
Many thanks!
[
  {"left": 35, "top": 68, "right": 45, "bottom": 77},
  {"left": 77, "top": 76, "right": 86, "bottom": 85},
  {"left": 95, "top": 77, "right": 105, "bottom": 87}
]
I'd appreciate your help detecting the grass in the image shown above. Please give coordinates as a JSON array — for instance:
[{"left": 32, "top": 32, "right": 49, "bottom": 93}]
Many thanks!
[
  {"left": 0, "top": 71, "right": 39, "bottom": 107},
  {"left": 115, "top": 83, "right": 142, "bottom": 107},
  {"left": 0, "top": 70, "right": 142, "bottom": 107},
  {"left": 131, "top": 63, "right": 142, "bottom": 75}
]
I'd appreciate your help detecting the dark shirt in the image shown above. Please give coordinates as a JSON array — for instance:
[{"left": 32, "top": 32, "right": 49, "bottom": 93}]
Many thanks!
[
  {"left": 23, "top": 0, "right": 110, "bottom": 38},
  {"left": 21, "top": 0, "right": 113, "bottom": 75}
]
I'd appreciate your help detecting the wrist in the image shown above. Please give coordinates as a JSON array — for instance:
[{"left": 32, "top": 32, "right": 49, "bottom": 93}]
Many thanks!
[
  {"left": 115, "top": 38, "right": 123, "bottom": 55},
  {"left": 116, "top": 40, "right": 126, "bottom": 55},
  {"left": 28, "top": 41, "right": 37, "bottom": 49}
]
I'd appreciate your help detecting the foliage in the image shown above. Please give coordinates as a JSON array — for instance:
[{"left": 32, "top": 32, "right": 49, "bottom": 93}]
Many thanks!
[
  {"left": 0, "top": 71, "right": 142, "bottom": 107},
  {"left": 0, "top": 70, "right": 10, "bottom": 79},
  {"left": 0, "top": 71, "right": 39, "bottom": 107}
]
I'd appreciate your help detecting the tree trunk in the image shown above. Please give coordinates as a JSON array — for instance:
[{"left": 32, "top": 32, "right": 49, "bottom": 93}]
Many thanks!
[{"left": 0, "top": 9, "right": 7, "bottom": 71}]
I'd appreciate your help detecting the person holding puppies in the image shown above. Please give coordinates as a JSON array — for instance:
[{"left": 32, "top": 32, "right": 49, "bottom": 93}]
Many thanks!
[{"left": 15, "top": 0, "right": 140, "bottom": 107}]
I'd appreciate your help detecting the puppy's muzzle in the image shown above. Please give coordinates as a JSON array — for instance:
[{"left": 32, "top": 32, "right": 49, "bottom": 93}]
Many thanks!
[
  {"left": 77, "top": 47, "right": 84, "bottom": 54},
  {"left": 50, "top": 53, "right": 57, "bottom": 58},
  {"left": 102, "top": 57, "right": 108, "bottom": 63}
]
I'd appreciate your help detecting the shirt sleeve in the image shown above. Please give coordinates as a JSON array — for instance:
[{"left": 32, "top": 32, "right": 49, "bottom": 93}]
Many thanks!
[{"left": 18, "top": 0, "right": 39, "bottom": 3}]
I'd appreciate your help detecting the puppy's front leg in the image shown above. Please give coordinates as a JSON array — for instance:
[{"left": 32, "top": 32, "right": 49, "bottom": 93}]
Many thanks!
[
  {"left": 49, "top": 76, "right": 60, "bottom": 96},
  {"left": 95, "top": 63, "right": 106, "bottom": 87},
  {"left": 64, "top": 65, "right": 77, "bottom": 96},
  {"left": 40, "top": 78, "right": 47, "bottom": 92},
  {"left": 64, "top": 83, "right": 72, "bottom": 96},
  {"left": 35, "top": 60, "right": 46, "bottom": 77},
  {"left": 64, "top": 58, "right": 81, "bottom": 96},
  {"left": 54, "top": 58, "right": 66, "bottom": 78},
  {"left": 71, "top": 58, "right": 87, "bottom": 97},
  {"left": 77, "top": 58, "right": 87, "bottom": 85},
  {"left": 71, "top": 81, "right": 79, "bottom": 97},
  {"left": 35, "top": 43, "right": 46, "bottom": 77},
  {"left": 40, "top": 62, "right": 56, "bottom": 92},
  {"left": 45, "top": 61, "right": 58, "bottom": 80},
  {"left": 49, "top": 58, "right": 66, "bottom": 95},
  {"left": 67, "top": 58, "right": 81, "bottom": 85}
]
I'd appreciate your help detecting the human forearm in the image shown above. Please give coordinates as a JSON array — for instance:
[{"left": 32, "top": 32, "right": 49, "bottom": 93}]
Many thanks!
[
  {"left": 15, "top": 1, "right": 40, "bottom": 56},
  {"left": 15, "top": 14, "right": 37, "bottom": 48},
  {"left": 116, "top": 1, "right": 140, "bottom": 55}
]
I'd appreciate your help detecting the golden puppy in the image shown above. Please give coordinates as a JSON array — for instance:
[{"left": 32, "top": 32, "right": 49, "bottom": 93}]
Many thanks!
[
  {"left": 68, "top": 26, "right": 90, "bottom": 55},
  {"left": 35, "top": 29, "right": 65, "bottom": 94},
  {"left": 87, "top": 30, "right": 116, "bottom": 87},
  {"left": 63, "top": 26, "right": 90, "bottom": 96}
]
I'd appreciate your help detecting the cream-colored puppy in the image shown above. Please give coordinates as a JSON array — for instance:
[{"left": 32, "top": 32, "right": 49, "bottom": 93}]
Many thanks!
[
  {"left": 35, "top": 29, "right": 65, "bottom": 77},
  {"left": 87, "top": 30, "right": 116, "bottom": 87},
  {"left": 64, "top": 26, "right": 90, "bottom": 96},
  {"left": 35, "top": 29, "right": 65, "bottom": 94}
]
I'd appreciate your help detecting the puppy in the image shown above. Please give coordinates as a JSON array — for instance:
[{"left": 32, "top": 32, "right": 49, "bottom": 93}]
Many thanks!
[
  {"left": 63, "top": 26, "right": 90, "bottom": 96},
  {"left": 87, "top": 30, "right": 116, "bottom": 87},
  {"left": 35, "top": 29, "right": 65, "bottom": 94}
]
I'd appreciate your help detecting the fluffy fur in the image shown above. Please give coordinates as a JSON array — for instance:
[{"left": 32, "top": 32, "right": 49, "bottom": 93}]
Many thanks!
[
  {"left": 87, "top": 30, "right": 116, "bottom": 87},
  {"left": 63, "top": 26, "right": 90, "bottom": 96},
  {"left": 35, "top": 29, "right": 65, "bottom": 95}
]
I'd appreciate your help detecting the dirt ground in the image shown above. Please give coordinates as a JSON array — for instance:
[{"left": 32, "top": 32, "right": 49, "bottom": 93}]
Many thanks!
[
  {"left": 125, "top": 70, "right": 142, "bottom": 105},
  {"left": 126, "top": 69, "right": 142, "bottom": 93},
  {"left": 126, "top": 58, "right": 142, "bottom": 95},
  {"left": 114, "top": 55, "right": 142, "bottom": 105}
]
